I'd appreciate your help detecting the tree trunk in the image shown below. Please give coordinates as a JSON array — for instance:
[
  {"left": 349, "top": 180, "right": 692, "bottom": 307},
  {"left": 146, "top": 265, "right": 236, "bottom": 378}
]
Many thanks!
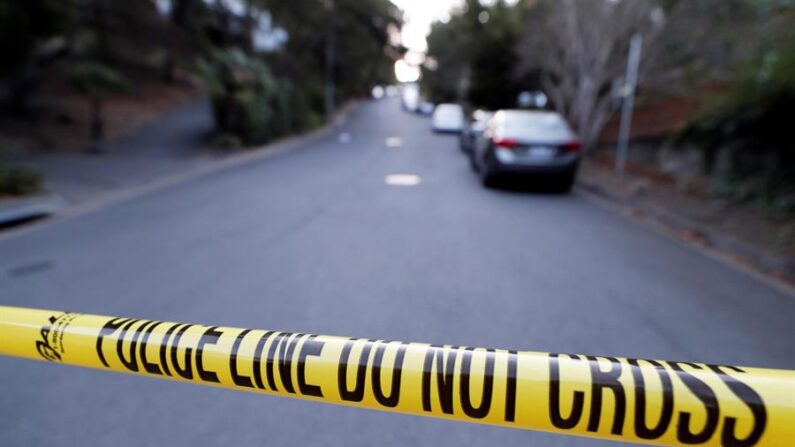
[{"left": 88, "top": 97, "right": 105, "bottom": 153}]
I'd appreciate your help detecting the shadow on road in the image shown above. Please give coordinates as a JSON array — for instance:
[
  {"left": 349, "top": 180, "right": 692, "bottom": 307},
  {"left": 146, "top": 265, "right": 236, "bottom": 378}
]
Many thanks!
[
  {"left": 0, "top": 214, "right": 48, "bottom": 231},
  {"left": 483, "top": 175, "right": 575, "bottom": 195}
]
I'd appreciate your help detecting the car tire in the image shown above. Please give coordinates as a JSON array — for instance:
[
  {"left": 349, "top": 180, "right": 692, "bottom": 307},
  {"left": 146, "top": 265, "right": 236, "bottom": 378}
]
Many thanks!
[
  {"left": 479, "top": 158, "right": 496, "bottom": 188},
  {"left": 554, "top": 170, "right": 576, "bottom": 193},
  {"left": 469, "top": 153, "right": 479, "bottom": 172}
]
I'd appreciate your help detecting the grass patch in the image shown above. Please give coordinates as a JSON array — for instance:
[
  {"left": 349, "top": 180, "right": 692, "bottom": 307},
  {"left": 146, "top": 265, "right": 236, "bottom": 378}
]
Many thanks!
[{"left": 0, "top": 162, "right": 43, "bottom": 196}]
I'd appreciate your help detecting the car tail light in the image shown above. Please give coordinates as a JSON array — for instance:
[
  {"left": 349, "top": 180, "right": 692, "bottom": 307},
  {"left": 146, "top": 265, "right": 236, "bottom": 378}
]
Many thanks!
[
  {"left": 493, "top": 137, "right": 518, "bottom": 149},
  {"left": 562, "top": 140, "right": 582, "bottom": 153}
]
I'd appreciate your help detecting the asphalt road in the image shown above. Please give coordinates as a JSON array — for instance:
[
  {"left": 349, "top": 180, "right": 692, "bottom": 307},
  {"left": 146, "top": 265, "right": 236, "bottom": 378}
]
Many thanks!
[{"left": 1, "top": 98, "right": 794, "bottom": 447}]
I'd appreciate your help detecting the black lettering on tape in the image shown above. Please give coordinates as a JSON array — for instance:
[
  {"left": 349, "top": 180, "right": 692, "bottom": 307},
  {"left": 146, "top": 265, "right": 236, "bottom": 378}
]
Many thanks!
[
  {"left": 504, "top": 350, "right": 518, "bottom": 423},
  {"left": 338, "top": 338, "right": 373, "bottom": 402},
  {"left": 230, "top": 329, "right": 254, "bottom": 388},
  {"left": 422, "top": 345, "right": 457, "bottom": 414},
  {"left": 139, "top": 321, "right": 164, "bottom": 375},
  {"left": 265, "top": 332, "right": 287, "bottom": 391},
  {"left": 667, "top": 361, "right": 719, "bottom": 444},
  {"left": 627, "top": 358, "right": 673, "bottom": 440},
  {"left": 96, "top": 317, "right": 130, "bottom": 367},
  {"left": 35, "top": 339, "right": 61, "bottom": 362},
  {"left": 708, "top": 365, "right": 767, "bottom": 447},
  {"left": 460, "top": 347, "right": 495, "bottom": 419},
  {"left": 170, "top": 324, "right": 195, "bottom": 380},
  {"left": 116, "top": 319, "right": 143, "bottom": 372},
  {"left": 371, "top": 341, "right": 407, "bottom": 408},
  {"left": 297, "top": 335, "right": 325, "bottom": 397},
  {"left": 277, "top": 333, "right": 304, "bottom": 394},
  {"left": 586, "top": 356, "right": 626, "bottom": 435},
  {"left": 196, "top": 326, "right": 223, "bottom": 383},
  {"left": 252, "top": 331, "right": 275, "bottom": 390},
  {"left": 548, "top": 353, "right": 585, "bottom": 429},
  {"left": 35, "top": 315, "right": 62, "bottom": 362},
  {"left": 158, "top": 323, "right": 182, "bottom": 377}
]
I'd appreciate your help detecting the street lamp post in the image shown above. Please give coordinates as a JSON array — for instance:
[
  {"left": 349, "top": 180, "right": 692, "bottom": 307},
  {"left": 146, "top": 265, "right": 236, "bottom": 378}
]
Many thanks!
[
  {"left": 324, "top": 0, "right": 335, "bottom": 122},
  {"left": 615, "top": 33, "right": 643, "bottom": 175}
]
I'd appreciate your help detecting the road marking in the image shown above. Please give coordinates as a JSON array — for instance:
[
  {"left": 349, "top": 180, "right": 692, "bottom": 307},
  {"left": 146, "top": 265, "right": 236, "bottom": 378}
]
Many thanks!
[
  {"left": 338, "top": 132, "right": 352, "bottom": 143},
  {"left": 385, "top": 137, "right": 403, "bottom": 147},
  {"left": 384, "top": 174, "right": 421, "bottom": 186}
]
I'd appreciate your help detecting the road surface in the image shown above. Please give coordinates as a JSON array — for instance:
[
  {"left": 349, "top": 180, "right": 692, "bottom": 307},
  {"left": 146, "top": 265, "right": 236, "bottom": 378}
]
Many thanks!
[{"left": 1, "top": 98, "right": 794, "bottom": 447}]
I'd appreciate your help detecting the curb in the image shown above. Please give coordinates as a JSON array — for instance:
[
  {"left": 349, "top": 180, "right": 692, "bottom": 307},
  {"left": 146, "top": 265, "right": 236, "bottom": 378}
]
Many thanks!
[
  {"left": 577, "top": 179, "right": 795, "bottom": 282},
  {"left": 0, "top": 194, "right": 66, "bottom": 227},
  {"left": 0, "top": 100, "right": 360, "bottom": 241}
]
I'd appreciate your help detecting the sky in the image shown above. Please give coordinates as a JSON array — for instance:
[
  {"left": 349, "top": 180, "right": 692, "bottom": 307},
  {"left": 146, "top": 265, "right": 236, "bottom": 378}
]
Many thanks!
[
  {"left": 389, "top": 0, "right": 464, "bottom": 52},
  {"left": 390, "top": 0, "right": 518, "bottom": 52}
]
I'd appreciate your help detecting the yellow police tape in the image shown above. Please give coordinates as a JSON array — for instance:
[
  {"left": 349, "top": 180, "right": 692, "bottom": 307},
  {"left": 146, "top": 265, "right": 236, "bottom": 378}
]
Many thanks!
[{"left": 1, "top": 305, "right": 793, "bottom": 446}]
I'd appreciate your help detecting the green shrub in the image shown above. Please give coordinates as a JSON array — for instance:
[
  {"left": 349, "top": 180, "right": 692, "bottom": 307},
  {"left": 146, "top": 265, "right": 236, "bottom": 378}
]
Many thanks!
[
  {"left": 196, "top": 49, "right": 316, "bottom": 146},
  {"left": 210, "top": 133, "right": 242, "bottom": 149},
  {"left": 678, "top": 31, "right": 795, "bottom": 215},
  {"left": 67, "top": 61, "right": 129, "bottom": 97},
  {"left": 0, "top": 163, "right": 43, "bottom": 196},
  {"left": 712, "top": 174, "right": 795, "bottom": 217}
]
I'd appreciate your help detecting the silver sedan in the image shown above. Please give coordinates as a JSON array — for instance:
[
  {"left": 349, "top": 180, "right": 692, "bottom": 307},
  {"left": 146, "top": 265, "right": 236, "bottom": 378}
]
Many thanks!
[{"left": 472, "top": 110, "right": 581, "bottom": 192}]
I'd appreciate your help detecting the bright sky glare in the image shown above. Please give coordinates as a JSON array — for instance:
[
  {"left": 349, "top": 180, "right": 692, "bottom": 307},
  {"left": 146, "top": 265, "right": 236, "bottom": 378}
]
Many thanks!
[{"left": 390, "top": 0, "right": 463, "bottom": 52}]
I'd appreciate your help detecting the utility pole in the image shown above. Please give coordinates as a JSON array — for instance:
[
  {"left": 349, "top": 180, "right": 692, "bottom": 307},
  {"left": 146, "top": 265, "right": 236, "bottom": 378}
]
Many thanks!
[
  {"left": 615, "top": 33, "right": 642, "bottom": 175},
  {"left": 324, "top": 0, "right": 335, "bottom": 122}
]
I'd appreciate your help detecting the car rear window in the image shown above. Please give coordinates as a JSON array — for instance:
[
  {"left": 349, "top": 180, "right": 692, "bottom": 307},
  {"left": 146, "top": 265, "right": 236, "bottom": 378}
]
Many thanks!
[
  {"left": 503, "top": 113, "right": 573, "bottom": 140},
  {"left": 436, "top": 104, "right": 462, "bottom": 115}
]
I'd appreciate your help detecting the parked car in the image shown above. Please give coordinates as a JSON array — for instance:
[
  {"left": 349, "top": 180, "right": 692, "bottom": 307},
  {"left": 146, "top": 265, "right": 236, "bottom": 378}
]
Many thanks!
[
  {"left": 431, "top": 103, "right": 465, "bottom": 133},
  {"left": 402, "top": 95, "right": 419, "bottom": 112},
  {"left": 472, "top": 110, "right": 581, "bottom": 191},
  {"left": 401, "top": 83, "right": 420, "bottom": 112},
  {"left": 460, "top": 110, "right": 493, "bottom": 154},
  {"left": 418, "top": 101, "right": 435, "bottom": 115}
]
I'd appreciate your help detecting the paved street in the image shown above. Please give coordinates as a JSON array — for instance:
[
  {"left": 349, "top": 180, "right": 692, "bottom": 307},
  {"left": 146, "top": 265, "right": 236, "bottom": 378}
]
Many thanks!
[{"left": 1, "top": 97, "right": 794, "bottom": 447}]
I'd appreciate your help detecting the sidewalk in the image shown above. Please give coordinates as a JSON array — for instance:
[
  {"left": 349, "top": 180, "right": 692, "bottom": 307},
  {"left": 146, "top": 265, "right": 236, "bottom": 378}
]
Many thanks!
[
  {"left": 2, "top": 99, "right": 216, "bottom": 208},
  {"left": 0, "top": 99, "right": 359, "bottom": 229},
  {"left": 578, "top": 158, "right": 795, "bottom": 282}
]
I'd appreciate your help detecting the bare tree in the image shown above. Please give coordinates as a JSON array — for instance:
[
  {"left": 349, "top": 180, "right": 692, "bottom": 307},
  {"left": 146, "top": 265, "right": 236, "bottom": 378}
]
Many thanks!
[{"left": 517, "top": 0, "right": 664, "bottom": 149}]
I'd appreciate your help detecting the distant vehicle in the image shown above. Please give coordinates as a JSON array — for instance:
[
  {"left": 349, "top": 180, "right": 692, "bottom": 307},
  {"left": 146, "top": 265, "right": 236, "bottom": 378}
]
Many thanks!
[
  {"left": 472, "top": 110, "right": 581, "bottom": 191},
  {"left": 460, "top": 110, "right": 493, "bottom": 154},
  {"left": 418, "top": 101, "right": 435, "bottom": 115},
  {"left": 403, "top": 94, "right": 419, "bottom": 112},
  {"left": 431, "top": 103, "right": 465, "bottom": 133},
  {"left": 401, "top": 83, "right": 420, "bottom": 112}
]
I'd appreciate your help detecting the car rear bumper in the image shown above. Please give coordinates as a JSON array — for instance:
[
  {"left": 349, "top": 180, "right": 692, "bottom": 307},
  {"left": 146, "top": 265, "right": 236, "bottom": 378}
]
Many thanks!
[
  {"left": 432, "top": 125, "right": 462, "bottom": 133},
  {"left": 490, "top": 149, "right": 579, "bottom": 175}
]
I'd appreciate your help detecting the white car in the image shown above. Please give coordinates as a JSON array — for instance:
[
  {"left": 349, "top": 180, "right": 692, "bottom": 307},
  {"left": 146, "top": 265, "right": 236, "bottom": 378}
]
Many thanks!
[
  {"left": 418, "top": 101, "right": 435, "bottom": 115},
  {"left": 401, "top": 83, "right": 420, "bottom": 112},
  {"left": 431, "top": 103, "right": 464, "bottom": 133}
]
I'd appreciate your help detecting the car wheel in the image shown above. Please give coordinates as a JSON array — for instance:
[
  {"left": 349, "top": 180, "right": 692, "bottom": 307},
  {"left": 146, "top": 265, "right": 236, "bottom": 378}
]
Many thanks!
[
  {"left": 554, "top": 170, "right": 576, "bottom": 193},
  {"left": 469, "top": 152, "right": 479, "bottom": 172},
  {"left": 481, "top": 171, "right": 497, "bottom": 188},
  {"left": 479, "top": 159, "right": 496, "bottom": 187}
]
